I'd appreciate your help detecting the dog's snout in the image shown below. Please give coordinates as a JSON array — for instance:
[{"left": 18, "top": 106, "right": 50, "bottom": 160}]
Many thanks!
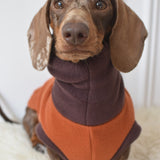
[{"left": 62, "top": 23, "right": 89, "bottom": 45}]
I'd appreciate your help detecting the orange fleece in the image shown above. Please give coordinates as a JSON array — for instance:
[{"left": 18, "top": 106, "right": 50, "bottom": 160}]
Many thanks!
[{"left": 28, "top": 78, "right": 135, "bottom": 160}]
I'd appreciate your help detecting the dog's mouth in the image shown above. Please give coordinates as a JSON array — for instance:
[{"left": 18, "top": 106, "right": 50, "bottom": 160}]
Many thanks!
[
  {"left": 56, "top": 49, "right": 96, "bottom": 63},
  {"left": 59, "top": 48, "right": 94, "bottom": 54}
]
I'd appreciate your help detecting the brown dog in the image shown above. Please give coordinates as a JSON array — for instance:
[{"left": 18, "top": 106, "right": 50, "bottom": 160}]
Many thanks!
[{"left": 23, "top": 0, "right": 147, "bottom": 160}]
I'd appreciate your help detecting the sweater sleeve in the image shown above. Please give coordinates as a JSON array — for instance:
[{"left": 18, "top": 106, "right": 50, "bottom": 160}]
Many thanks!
[{"left": 27, "top": 78, "right": 55, "bottom": 113}]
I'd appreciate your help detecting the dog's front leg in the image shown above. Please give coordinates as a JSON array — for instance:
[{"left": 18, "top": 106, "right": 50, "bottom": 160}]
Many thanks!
[
  {"left": 118, "top": 146, "right": 130, "bottom": 160},
  {"left": 23, "top": 107, "right": 44, "bottom": 152},
  {"left": 47, "top": 148, "right": 62, "bottom": 160}
]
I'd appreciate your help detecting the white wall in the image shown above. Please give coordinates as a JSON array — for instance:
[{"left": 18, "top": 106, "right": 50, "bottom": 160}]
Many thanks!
[
  {"left": 0, "top": 0, "right": 159, "bottom": 120},
  {"left": 0, "top": 0, "right": 51, "bottom": 119}
]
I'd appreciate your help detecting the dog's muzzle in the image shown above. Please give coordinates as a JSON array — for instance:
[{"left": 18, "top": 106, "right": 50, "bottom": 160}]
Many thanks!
[{"left": 62, "top": 22, "right": 89, "bottom": 45}]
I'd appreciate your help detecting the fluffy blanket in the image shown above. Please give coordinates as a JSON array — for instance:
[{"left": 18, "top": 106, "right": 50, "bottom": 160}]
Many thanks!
[{"left": 0, "top": 107, "right": 160, "bottom": 160}]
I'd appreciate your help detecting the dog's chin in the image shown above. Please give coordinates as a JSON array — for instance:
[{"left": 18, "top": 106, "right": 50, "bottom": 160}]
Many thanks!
[{"left": 56, "top": 51, "right": 97, "bottom": 63}]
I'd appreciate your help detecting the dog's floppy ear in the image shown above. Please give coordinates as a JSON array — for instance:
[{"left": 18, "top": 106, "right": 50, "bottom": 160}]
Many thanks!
[
  {"left": 27, "top": 0, "right": 52, "bottom": 71},
  {"left": 110, "top": 0, "right": 148, "bottom": 72}
]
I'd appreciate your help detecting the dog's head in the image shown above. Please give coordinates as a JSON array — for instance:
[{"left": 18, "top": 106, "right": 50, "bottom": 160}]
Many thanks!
[{"left": 27, "top": 0, "right": 147, "bottom": 72}]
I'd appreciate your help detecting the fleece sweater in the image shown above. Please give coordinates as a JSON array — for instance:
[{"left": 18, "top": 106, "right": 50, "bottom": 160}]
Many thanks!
[{"left": 28, "top": 42, "right": 141, "bottom": 160}]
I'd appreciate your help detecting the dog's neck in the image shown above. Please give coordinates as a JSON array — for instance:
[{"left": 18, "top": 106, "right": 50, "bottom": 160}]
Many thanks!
[{"left": 48, "top": 42, "right": 125, "bottom": 126}]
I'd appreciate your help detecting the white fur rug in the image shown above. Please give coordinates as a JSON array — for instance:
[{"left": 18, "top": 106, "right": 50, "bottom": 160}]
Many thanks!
[{"left": 0, "top": 107, "right": 160, "bottom": 160}]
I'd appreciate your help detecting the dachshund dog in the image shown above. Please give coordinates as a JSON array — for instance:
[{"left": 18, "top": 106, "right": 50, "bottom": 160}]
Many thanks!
[{"left": 23, "top": 0, "right": 147, "bottom": 160}]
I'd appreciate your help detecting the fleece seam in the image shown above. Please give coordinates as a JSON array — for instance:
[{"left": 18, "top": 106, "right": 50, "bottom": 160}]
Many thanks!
[
  {"left": 85, "top": 60, "right": 90, "bottom": 125},
  {"left": 89, "top": 127, "right": 93, "bottom": 160}
]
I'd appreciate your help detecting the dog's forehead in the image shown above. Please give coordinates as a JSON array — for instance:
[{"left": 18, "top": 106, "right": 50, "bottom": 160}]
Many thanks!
[
  {"left": 56, "top": 0, "right": 107, "bottom": 5},
  {"left": 64, "top": 0, "right": 94, "bottom": 2},
  {"left": 76, "top": 0, "right": 95, "bottom": 3},
  {"left": 51, "top": 0, "right": 110, "bottom": 9},
  {"left": 64, "top": 0, "right": 88, "bottom": 6}
]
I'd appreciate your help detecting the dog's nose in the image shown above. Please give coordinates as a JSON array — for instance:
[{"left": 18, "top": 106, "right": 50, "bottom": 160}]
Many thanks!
[{"left": 62, "top": 23, "right": 89, "bottom": 45}]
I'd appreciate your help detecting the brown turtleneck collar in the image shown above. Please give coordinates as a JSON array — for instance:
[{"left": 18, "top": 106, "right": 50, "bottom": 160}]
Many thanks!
[{"left": 47, "top": 41, "right": 125, "bottom": 126}]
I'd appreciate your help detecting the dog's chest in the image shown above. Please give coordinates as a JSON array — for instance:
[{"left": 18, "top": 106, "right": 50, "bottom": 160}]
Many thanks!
[{"left": 48, "top": 43, "right": 125, "bottom": 126}]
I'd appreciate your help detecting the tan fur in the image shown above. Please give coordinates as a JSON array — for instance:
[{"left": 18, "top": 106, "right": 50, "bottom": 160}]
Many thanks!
[
  {"left": 27, "top": 0, "right": 147, "bottom": 72},
  {"left": 109, "top": 0, "right": 148, "bottom": 72},
  {"left": 27, "top": 0, "right": 52, "bottom": 71},
  {"left": 54, "top": 8, "right": 104, "bottom": 63}
]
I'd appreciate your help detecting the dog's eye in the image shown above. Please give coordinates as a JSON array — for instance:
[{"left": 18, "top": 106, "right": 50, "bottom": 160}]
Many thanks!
[
  {"left": 96, "top": 1, "right": 107, "bottom": 10},
  {"left": 54, "top": 1, "right": 64, "bottom": 9}
]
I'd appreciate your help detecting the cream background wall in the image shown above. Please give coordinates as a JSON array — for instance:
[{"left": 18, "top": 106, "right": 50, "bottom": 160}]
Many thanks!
[{"left": 0, "top": 0, "right": 159, "bottom": 119}]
